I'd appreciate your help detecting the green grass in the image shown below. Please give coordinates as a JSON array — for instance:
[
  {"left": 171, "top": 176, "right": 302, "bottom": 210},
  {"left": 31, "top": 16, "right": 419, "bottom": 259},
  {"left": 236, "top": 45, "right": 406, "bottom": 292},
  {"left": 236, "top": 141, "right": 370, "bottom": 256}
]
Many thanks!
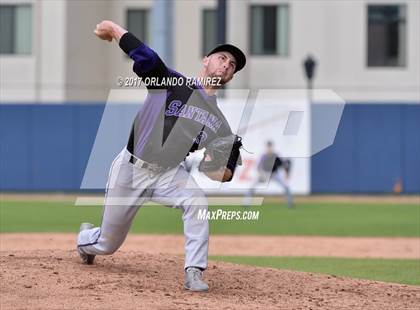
[
  {"left": 1, "top": 199, "right": 418, "bottom": 285},
  {"left": 0, "top": 200, "right": 419, "bottom": 236},
  {"left": 210, "top": 256, "right": 420, "bottom": 286}
]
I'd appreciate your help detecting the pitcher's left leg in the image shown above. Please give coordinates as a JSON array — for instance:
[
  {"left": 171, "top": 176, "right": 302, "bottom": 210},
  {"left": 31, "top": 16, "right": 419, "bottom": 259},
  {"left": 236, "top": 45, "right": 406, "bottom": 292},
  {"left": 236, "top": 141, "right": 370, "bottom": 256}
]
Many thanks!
[
  {"left": 151, "top": 166, "right": 209, "bottom": 270},
  {"left": 180, "top": 193, "right": 209, "bottom": 270}
]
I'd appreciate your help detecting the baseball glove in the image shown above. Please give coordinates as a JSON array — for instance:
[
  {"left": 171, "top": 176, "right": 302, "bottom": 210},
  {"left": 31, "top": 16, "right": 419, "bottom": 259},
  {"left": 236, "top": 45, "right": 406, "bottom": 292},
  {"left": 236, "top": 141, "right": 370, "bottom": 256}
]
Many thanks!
[{"left": 198, "top": 134, "right": 243, "bottom": 172}]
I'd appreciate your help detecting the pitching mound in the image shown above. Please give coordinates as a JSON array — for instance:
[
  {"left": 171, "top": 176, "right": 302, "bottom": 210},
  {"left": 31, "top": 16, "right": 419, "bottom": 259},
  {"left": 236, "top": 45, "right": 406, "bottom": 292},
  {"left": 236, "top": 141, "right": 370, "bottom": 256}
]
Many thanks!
[{"left": 1, "top": 250, "right": 419, "bottom": 310}]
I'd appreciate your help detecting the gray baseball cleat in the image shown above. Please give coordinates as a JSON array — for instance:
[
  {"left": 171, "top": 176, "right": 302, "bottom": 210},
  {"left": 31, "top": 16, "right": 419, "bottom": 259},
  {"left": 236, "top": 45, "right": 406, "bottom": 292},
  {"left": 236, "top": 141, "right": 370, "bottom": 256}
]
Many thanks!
[
  {"left": 184, "top": 267, "right": 209, "bottom": 292},
  {"left": 77, "top": 222, "right": 95, "bottom": 265}
]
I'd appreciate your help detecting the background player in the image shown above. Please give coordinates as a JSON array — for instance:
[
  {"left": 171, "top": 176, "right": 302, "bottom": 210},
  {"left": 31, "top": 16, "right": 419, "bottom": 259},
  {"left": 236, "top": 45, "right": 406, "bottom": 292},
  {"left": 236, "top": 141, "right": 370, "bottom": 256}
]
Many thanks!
[
  {"left": 76, "top": 20, "right": 245, "bottom": 292},
  {"left": 243, "top": 141, "right": 294, "bottom": 208}
]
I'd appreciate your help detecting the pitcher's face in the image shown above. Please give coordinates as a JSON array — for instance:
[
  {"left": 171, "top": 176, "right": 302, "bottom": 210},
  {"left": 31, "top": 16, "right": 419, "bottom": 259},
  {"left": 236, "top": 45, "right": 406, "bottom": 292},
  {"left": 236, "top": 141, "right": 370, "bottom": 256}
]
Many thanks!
[{"left": 202, "top": 52, "right": 236, "bottom": 85}]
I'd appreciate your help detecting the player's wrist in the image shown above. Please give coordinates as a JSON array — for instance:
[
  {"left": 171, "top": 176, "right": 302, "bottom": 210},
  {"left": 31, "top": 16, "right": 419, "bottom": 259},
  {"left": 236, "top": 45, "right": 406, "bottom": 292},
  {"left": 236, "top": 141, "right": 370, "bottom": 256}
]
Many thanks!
[
  {"left": 110, "top": 23, "right": 127, "bottom": 42},
  {"left": 204, "top": 167, "right": 231, "bottom": 182},
  {"left": 222, "top": 168, "right": 233, "bottom": 182}
]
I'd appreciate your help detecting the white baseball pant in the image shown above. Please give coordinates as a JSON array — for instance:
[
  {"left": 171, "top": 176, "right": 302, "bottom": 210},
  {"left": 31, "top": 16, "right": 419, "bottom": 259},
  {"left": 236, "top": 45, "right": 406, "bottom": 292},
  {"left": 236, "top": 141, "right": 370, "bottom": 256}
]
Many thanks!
[{"left": 77, "top": 148, "right": 209, "bottom": 269}]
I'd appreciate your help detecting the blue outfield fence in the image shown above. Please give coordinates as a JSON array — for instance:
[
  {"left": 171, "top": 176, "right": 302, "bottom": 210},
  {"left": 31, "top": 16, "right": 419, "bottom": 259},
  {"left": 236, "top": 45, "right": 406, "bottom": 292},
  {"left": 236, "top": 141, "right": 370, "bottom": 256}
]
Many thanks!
[
  {"left": 0, "top": 103, "right": 419, "bottom": 193},
  {"left": 0, "top": 104, "right": 105, "bottom": 191},
  {"left": 311, "top": 104, "right": 420, "bottom": 194}
]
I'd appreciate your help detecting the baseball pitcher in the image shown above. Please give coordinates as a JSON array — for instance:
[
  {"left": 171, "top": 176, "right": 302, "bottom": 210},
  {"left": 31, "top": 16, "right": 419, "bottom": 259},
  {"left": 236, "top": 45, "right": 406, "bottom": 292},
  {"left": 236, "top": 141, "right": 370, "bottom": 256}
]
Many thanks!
[{"left": 76, "top": 20, "right": 246, "bottom": 292}]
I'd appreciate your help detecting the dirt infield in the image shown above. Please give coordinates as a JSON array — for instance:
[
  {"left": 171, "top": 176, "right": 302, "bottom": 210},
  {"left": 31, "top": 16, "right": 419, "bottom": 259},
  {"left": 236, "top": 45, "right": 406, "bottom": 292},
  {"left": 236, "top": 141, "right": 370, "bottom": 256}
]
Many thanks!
[
  {"left": 1, "top": 249, "right": 419, "bottom": 310},
  {"left": 1, "top": 234, "right": 419, "bottom": 309},
  {"left": 1, "top": 233, "right": 419, "bottom": 259}
]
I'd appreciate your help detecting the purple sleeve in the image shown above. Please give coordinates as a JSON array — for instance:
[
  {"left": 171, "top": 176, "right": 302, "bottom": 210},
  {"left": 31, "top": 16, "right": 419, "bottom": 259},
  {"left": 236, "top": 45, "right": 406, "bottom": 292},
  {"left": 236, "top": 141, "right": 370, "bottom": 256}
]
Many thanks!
[
  {"left": 129, "top": 44, "right": 167, "bottom": 78},
  {"left": 119, "top": 32, "right": 168, "bottom": 81}
]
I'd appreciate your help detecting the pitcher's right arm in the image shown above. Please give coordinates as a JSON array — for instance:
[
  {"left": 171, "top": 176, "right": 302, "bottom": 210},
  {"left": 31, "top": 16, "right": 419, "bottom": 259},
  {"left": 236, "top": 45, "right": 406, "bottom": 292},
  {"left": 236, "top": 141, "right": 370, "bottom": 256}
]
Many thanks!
[{"left": 94, "top": 20, "right": 168, "bottom": 84}]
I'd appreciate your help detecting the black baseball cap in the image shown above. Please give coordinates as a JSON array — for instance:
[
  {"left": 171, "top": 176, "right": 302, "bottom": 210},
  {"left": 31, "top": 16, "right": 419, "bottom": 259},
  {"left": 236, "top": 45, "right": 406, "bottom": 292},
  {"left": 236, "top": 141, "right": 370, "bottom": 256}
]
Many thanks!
[{"left": 207, "top": 44, "right": 246, "bottom": 73}]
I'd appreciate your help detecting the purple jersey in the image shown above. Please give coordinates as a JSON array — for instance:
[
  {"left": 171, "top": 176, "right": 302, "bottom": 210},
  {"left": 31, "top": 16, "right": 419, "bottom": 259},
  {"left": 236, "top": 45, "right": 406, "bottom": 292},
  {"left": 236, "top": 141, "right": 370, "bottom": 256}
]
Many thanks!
[{"left": 120, "top": 33, "right": 234, "bottom": 169}]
